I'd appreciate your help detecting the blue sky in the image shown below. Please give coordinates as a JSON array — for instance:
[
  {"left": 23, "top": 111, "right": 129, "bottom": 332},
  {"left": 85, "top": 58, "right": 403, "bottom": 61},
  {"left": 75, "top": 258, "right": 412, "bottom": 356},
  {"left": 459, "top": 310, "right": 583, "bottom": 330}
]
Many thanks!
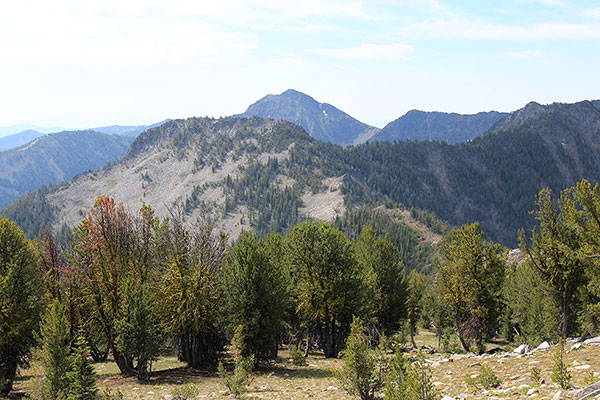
[{"left": 1, "top": 0, "right": 599, "bottom": 131}]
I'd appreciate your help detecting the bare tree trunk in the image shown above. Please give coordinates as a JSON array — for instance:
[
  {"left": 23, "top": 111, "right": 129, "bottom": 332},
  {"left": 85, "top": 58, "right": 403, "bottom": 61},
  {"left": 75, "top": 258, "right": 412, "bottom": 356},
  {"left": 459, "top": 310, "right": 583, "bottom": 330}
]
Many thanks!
[
  {"left": 111, "top": 336, "right": 136, "bottom": 376},
  {"left": 0, "top": 360, "right": 17, "bottom": 395}
]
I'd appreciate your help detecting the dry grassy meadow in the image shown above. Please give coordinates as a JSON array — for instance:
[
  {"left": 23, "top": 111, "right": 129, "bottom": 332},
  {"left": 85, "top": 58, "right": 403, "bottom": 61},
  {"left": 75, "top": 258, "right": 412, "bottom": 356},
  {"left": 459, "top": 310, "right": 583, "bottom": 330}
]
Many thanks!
[{"left": 12, "top": 331, "right": 600, "bottom": 400}]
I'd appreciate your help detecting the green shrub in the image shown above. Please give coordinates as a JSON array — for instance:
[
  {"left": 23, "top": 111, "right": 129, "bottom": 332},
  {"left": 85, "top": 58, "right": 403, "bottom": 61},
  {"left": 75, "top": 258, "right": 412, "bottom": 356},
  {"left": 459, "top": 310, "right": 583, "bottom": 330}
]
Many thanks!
[
  {"left": 466, "top": 365, "right": 501, "bottom": 391},
  {"left": 337, "top": 317, "right": 385, "bottom": 400},
  {"left": 66, "top": 336, "right": 98, "bottom": 400},
  {"left": 552, "top": 338, "right": 571, "bottom": 389},
  {"left": 291, "top": 343, "right": 307, "bottom": 366},
  {"left": 530, "top": 366, "right": 542, "bottom": 386},
  {"left": 40, "top": 300, "right": 71, "bottom": 400},
  {"left": 406, "top": 351, "right": 439, "bottom": 400},
  {"left": 441, "top": 327, "right": 462, "bottom": 354},
  {"left": 99, "top": 388, "right": 125, "bottom": 400},
  {"left": 170, "top": 384, "right": 199, "bottom": 400},
  {"left": 219, "top": 326, "right": 254, "bottom": 398}
]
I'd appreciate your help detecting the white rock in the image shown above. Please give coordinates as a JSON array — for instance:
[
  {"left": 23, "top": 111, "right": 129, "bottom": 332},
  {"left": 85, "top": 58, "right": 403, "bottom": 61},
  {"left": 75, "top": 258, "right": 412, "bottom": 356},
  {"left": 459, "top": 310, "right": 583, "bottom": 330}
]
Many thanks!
[
  {"left": 583, "top": 336, "right": 600, "bottom": 346},
  {"left": 574, "top": 364, "right": 591, "bottom": 370},
  {"left": 326, "top": 386, "right": 338, "bottom": 391},
  {"left": 536, "top": 341, "right": 550, "bottom": 351},
  {"left": 518, "top": 384, "right": 532, "bottom": 390},
  {"left": 164, "top": 395, "right": 174, "bottom": 400},
  {"left": 514, "top": 344, "right": 530, "bottom": 354},
  {"left": 527, "top": 388, "right": 538, "bottom": 395},
  {"left": 551, "top": 389, "right": 564, "bottom": 400},
  {"left": 441, "top": 396, "right": 455, "bottom": 400},
  {"left": 569, "top": 342, "right": 583, "bottom": 352}
]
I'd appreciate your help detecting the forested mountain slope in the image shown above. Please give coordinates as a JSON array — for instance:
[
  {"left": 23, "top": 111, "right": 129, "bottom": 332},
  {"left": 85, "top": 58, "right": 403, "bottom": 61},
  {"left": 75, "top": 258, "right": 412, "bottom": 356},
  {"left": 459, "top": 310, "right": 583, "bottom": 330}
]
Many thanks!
[
  {"left": 237, "top": 89, "right": 379, "bottom": 145},
  {"left": 342, "top": 100, "right": 600, "bottom": 244},
  {"left": 373, "top": 110, "right": 507, "bottom": 143},
  {"left": 3, "top": 100, "right": 600, "bottom": 248},
  {"left": 0, "top": 131, "right": 133, "bottom": 207}
]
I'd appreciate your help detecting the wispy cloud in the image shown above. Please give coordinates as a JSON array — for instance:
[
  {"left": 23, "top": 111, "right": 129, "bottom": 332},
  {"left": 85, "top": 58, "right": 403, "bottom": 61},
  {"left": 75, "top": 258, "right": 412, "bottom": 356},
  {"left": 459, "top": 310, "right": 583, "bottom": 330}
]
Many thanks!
[
  {"left": 310, "top": 43, "right": 415, "bottom": 60},
  {"left": 508, "top": 49, "right": 541, "bottom": 59},
  {"left": 405, "top": 19, "right": 600, "bottom": 40},
  {"left": 527, "top": 0, "right": 565, "bottom": 7},
  {"left": 584, "top": 7, "right": 600, "bottom": 19}
]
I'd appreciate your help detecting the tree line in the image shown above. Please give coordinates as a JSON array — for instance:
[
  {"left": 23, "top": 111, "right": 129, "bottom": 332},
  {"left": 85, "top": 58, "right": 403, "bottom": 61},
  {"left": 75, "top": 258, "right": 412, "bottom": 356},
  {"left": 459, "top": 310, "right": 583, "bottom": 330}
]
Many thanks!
[{"left": 2, "top": 179, "right": 600, "bottom": 398}]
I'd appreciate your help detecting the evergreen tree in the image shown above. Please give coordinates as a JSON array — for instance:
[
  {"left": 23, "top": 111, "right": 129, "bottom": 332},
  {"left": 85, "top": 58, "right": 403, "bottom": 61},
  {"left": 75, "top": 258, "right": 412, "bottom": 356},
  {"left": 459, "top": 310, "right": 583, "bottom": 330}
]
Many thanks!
[
  {"left": 66, "top": 335, "right": 98, "bottom": 400},
  {"left": 284, "top": 221, "right": 362, "bottom": 358},
  {"left": 407, "top": 270, "right": 429, "bottom": 348},
  {"left": 354, "top": 226, "right": 408, "bottom": 336},
  {"left": 436, "top": 223, "right": 506, "bottom": 352},
  {"left": 40, "top": 300, "right": 72, "bottom": 399},
  {"left": 155, "top": 217, "right": 227, "bottom": 367},
  {"left": 224, "top": 232, "right": 286, "bottom": 364},
  {"left": 520, "top": 188, "right": 586, "bottom": 337},
  {"left": 218, "top": 325, "right": 254, "bottom": 398},
  {"left": 504, "top": 261, "right": 560, "bottom": 344},
  {"left": 0, "top": 217, "right": 42, "bottom": 395},
  {"left": 337, "top": 317, "right": 385, "bottom": 400},
  {"left": 115, "top": 280, "right": 161, "bottom": 381}
]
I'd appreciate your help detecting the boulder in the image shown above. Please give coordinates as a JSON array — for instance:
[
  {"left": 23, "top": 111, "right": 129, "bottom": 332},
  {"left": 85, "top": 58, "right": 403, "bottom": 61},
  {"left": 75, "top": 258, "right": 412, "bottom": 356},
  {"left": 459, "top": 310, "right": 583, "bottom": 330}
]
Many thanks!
[
  {"left": 535, "top": 341, "right": 550, "bottom": 351},
  {"left": 583, "top": 337, "right": 600, "bottom": 346},
  {"left": 571, "top": 381, "right": 600, "bottom": 399},
  {"left": 514, "top": 344, "right": 530, "bottom": 354},
  {"left": 569, "top": 342, "right": 583, "bottom": 352},
  {"left": 551, "top": 389, "right": 564, "bottom": 400}
]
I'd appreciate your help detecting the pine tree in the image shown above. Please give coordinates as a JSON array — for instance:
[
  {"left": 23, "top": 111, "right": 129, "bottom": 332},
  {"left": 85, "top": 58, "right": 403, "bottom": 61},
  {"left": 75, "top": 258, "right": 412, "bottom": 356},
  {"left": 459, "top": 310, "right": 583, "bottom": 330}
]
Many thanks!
[
  {"left": 115, "top": 280, "right": 161, "bottom": 381},
  {"left": 406, "top": 351, "right": 438, "bottom": 400},
  {"left": 218, "top": 325, "right": 254, "bottom": 398},
  {"left": 337, "top": 317, "right": 385, "bottom": 400},
  {"left": 407, "top": 270, "right": 428, "bottom": 348},
  {"left": 40, "top": 300, "right": 71, "bottom": 399},
  {"left": 66, "top": 335, "right": 98, "bottom": 400},
  {"left": 552, "top": 338, "right": 571, "bottom": 389},
  {"left": 354, "top": 226, "right": 408, "bottom": 336},
  {"left": 0, "top": 217, "right": 42, "bottom": 395},
  {"left": 520, "top": 188, "right": 586, "bottom": 337},
  {"left": 284, "top": 221, "right": 361, "bottom": 358},
  {"left": 223, "top": 232, "right": 286, "bottom": 364},
  {"left": 436, "top": 223, "right": 506, "bottom": 352}
]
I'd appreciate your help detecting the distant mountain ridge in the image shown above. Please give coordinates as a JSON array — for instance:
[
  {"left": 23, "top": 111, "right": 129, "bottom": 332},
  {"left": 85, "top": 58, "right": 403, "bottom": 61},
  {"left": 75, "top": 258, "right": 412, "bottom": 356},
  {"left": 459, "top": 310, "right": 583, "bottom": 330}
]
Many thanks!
[
  {"left": 0, "top": 124, "right": 64, "bottom": 138},
  {"left": 0, "top": 130, "right": 46, "bottom": 152},
  {"left": 0, "top": 131, "right": 132, "bottom": 207},
  {"left": 92, "top": 120, "right": 170, "bottom": 137},
  {"left": 373, "top": 110, "right": 508, "bottom": 144},
  {"left": 236, "top": 89, "right": 379, "bottom": 145}
]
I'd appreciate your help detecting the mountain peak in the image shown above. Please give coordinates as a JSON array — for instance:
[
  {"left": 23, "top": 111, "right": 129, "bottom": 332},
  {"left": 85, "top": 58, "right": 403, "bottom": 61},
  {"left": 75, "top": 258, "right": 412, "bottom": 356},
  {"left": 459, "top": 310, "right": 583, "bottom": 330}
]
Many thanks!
[{"left": 236, "top": 90, "right": 378, "bottom": 145}]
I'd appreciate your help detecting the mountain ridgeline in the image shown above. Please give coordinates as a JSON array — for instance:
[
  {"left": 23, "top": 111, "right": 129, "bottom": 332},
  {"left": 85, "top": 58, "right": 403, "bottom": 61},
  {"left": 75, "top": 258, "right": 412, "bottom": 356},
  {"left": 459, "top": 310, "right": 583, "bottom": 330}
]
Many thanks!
[
  {"left": 0, "top": 131, "right": 133, "bottom": 207},
  {"left": 0, "top": 129, "right": 47, "bottom": 152},
  {"left": 3, "top": 98, "right": 600, "bottom": 251},
  {"left": 372, "top": 109, "right": 508, "bottom": 144}
]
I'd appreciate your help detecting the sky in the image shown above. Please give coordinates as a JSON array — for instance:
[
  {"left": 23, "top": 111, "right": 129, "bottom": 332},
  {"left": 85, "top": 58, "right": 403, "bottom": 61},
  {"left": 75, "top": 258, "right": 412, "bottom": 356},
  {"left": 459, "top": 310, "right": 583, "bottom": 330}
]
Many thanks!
[{"left": 1, "top": 0, "right": 599, "bottom": 132}]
